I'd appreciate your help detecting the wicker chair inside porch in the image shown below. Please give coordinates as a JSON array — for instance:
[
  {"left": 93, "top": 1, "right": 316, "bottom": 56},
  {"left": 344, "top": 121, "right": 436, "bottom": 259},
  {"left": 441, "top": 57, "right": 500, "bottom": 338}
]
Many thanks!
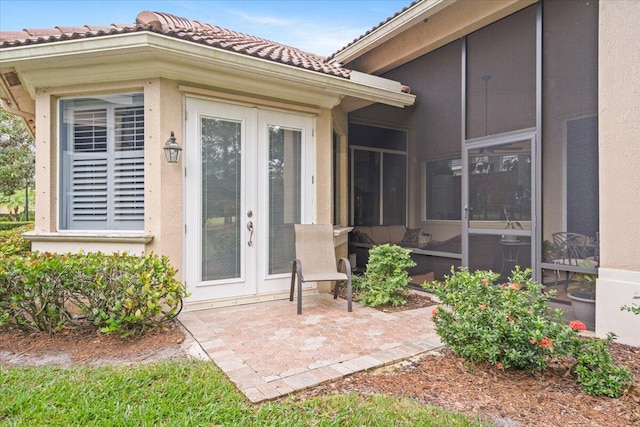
[{"left": 290, "top": 224, "right": 353, "bottom": 315}]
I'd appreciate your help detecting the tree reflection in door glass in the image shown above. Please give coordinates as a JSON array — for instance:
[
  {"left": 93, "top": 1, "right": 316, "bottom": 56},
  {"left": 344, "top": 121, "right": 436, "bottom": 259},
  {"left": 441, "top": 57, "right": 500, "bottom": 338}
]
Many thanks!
[{"left": 201, "top": 117, "right": 241, "bottom": 281}]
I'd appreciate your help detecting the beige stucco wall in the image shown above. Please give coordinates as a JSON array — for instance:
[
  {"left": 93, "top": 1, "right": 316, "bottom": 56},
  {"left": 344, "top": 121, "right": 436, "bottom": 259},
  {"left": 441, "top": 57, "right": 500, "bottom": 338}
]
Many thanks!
[
  {"left": 598, "top": 2, "right": 640, "bottom": 273},
  {"left": 143, "top": 78, "right": 183, "bottom": 279},
  {"left": 332, "top": 107, "right": 350, "bottom": 227},
  {"left": 27, "top": 79, "right": 184, "bottom": 277},
  {"left": 32, "top": 88, "right": 56, "bottom": 233},
  {"left": 596, "top": 0, "right": 640, "bottom": 346},
  {"left": 316, "top": 108, "right": 333, "bottom": 225}
]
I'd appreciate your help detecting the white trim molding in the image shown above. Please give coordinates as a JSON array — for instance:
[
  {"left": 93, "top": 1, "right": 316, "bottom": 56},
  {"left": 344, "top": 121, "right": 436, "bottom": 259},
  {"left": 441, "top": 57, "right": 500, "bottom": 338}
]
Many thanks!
[
  {"left": 331, "top": 0, "right": 453, "bottom": 65},
  {"left": 595, "top": 268, "right": 640, "bottom": 346},
  {"left": 0, "top": 32, "right": 415, "bottom": 110},
  {"left": 24, "top": 232, "right": 154, "bottom": 256}
]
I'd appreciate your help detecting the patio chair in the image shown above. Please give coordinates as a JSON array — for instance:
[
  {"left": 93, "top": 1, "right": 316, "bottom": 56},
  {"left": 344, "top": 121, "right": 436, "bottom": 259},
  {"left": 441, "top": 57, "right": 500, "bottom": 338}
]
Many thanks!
[
  {"left": 290, "top": 224, "right": 353, "bottom": 315},
  {"left": 551, "top": 232, "right": 599, "bottom": 290}
]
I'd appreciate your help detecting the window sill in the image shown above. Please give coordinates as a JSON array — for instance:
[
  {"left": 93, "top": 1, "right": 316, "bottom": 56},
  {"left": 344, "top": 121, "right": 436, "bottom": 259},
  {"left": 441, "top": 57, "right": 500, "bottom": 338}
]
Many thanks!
[{"left": 23, "top": 232, "right": 154, "bottom": 245}]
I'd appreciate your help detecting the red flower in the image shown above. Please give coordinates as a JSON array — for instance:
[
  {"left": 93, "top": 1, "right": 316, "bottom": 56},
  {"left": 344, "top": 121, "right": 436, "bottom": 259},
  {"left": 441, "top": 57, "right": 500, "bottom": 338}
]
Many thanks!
[
  {"left": 496, "top": 362, "right": 504, "bottom": 370},
  {"left": 539, "top": 337, "right": 553, "bottom": 348},
  {"left": 431, "top": 308, "right": 439, "bottom": 316},
  {"left": 479, "top": 304, "right": 488, "bottom": 311},
  {"left": 481, "top": 278, "right": 490, "bottom": 285},
  {"left": 570, "top": 320, "right": 587, "bottom": 332},
  {"left": 529, "top": 338, "right": 536, "bottom": 345},
  {"left": 509, "top": 282, "right": 521, "bottom": 291}
]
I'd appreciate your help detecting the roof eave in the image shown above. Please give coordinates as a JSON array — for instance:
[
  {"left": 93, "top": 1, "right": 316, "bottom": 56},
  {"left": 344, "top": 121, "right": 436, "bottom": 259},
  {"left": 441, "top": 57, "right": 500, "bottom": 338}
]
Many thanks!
[
  {"left": 0, "top": 32, "right": 414, "bottom": 109},
  {"left": 331, "top": 0, "right": 454, "bottom": 65}
]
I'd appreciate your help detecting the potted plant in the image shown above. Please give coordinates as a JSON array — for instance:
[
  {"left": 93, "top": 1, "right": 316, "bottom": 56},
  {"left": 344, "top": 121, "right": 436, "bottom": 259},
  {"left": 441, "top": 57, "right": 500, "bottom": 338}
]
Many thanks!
[
  {"left": 501, "top": 207, "right": 522, "bottom": 242},
  {"left": 567, "top": 260, "right": 596, "bottom": 330}
]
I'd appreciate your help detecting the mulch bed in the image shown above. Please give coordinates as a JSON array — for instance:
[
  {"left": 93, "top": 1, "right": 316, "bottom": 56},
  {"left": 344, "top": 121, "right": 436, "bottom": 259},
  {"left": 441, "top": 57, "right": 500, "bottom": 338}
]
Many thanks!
[
  {"left": 294, "top": 343, "right": 640, "bottom": 426},
  {"left": 319, "top": 287, "right": 640, "bottom": 426},
  {"left": 337, "top": 287, "right": 438, "bottom": 313},
  {"left": 0, "top": 321, "right": 187, "bottom": 367}
]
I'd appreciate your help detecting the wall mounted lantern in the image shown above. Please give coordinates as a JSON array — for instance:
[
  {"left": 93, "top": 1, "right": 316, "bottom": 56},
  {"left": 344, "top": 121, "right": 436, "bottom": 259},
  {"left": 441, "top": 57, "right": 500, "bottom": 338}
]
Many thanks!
[{"left": 163, "top": 131, "right": 182, "bottom": 163}]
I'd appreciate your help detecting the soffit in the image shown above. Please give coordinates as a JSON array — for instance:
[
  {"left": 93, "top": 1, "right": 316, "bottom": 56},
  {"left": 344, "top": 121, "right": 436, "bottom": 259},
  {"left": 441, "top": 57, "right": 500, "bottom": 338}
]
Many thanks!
[{"left": 339, "top": 0, "right": 537, "bottom": 75}]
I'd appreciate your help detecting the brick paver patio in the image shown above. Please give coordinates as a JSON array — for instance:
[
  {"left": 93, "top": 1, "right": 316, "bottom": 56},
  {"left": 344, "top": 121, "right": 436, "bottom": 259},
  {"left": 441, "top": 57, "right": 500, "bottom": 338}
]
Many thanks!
[{"left": 179, "top": 293, "right": 442, "bottom": 403}]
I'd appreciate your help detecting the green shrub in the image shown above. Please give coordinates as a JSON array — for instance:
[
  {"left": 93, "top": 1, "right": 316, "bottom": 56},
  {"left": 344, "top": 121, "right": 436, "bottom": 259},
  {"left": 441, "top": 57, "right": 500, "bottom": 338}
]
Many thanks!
[
  {"left": 572, "top": 333, "right": 633, "bottom": 398},
  {"left": 0, "top": 252, "right": 71, "bottom": 333},
  {"left": 0, "top": 221, "right": 33, "bottom": 231},
  {"left": 354, "top": 244, "right": 416, "bottom": 307},
  {"left": 0, "top": 251, "right": 187, "bottom": 336},
  {"left": 425, "top": 267, "right": 633, "bottom": 397},
  {"left": 0, "top": 223, "right": 32, "bottom": 257},
  {"left": 621, "top": 295, "right": 640, "bottom": 315},
  {"left": 69, "top": 252, "right": 186, "bottom": 336},
  {"left": 425, "top": 267, "right": 574, "bottom": 373}
]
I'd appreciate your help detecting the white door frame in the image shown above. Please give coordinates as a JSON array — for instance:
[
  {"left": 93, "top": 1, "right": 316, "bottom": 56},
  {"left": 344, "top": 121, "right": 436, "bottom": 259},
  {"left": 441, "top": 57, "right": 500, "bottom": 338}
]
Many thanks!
[{"left": 184, "top": 97, "right": 315, "bottom": 304}]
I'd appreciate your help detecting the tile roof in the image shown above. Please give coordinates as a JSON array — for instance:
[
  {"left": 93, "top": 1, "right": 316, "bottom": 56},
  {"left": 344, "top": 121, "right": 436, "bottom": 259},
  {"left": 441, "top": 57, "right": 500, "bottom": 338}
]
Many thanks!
[{"left": 0, "top": 11, "right": 351, "bottom": 79}]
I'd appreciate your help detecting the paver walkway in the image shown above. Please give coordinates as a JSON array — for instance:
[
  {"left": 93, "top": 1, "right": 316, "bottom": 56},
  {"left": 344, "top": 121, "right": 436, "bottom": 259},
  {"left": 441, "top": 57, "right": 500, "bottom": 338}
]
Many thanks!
[{"left": 179, "top": 293, "right": 442, "bottom": 403}]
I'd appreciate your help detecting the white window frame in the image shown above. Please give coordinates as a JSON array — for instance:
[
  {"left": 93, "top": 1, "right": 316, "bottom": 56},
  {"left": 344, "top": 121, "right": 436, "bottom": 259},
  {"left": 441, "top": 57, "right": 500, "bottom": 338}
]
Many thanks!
[{"left": 58, "top": 94, "right": 145, "bottom": 232}]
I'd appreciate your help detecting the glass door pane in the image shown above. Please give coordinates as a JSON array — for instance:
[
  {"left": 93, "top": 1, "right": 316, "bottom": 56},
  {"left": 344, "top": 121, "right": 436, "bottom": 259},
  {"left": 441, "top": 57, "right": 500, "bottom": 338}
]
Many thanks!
[
  {"left": 201, "top": 117, "right": 242, "bottom": 281},
  {"left": 468, "top": 140, "right": 531, "bottom": 224},
  {"left": 465, "top": 136, "right": 534, "bottom": 279},
  {"left": 268, "top": 125, "right": 301, "bottom": 275}
]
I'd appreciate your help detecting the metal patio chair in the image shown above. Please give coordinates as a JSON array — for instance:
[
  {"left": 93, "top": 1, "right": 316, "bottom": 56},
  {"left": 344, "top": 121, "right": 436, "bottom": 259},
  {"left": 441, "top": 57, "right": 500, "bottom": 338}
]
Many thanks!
[
  {"left": 290, "top": 224, "right": 353, "bottom": 315},
  {"left": 551, "top": 232, "right": 599, "bottom": 290}
]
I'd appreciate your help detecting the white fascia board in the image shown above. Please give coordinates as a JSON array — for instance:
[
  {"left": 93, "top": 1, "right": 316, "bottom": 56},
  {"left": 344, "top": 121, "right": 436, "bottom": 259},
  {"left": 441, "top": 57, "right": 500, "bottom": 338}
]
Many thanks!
[
  {"left": 0, "top": 32, "right": 415, "bottom": 108},
  {"left": 332, "top": 0, "right": 454, "bottom": 65}
]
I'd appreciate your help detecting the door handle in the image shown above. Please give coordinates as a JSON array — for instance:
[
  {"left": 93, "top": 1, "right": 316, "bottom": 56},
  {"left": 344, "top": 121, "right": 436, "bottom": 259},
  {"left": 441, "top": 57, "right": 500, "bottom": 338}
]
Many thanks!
[{"left": 247, "top": 220, "right": 254, "bottom": 246}]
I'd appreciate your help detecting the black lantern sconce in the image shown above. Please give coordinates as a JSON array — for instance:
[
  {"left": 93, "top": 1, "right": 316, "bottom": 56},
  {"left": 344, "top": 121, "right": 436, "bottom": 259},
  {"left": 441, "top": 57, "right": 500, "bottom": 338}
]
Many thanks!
[{"left": 163, "top": 131, "right": 182, "bottom": 163}]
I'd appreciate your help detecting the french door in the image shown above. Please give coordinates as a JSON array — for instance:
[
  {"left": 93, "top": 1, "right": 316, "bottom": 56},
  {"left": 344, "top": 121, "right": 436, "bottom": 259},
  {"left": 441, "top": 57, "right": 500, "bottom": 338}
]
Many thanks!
[
  {"left": 462, "top": 129, "right": 536, "bottom": 278},
  {"left": 184, "top": 98, "right": 315, "bottom": 303}
]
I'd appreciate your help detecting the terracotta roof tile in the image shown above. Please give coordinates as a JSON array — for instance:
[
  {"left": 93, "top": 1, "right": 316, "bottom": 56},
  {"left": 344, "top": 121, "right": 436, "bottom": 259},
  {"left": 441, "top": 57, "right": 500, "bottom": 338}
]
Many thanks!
[{"left": 0, "top": 11, "right": 350, "bottom": 79}]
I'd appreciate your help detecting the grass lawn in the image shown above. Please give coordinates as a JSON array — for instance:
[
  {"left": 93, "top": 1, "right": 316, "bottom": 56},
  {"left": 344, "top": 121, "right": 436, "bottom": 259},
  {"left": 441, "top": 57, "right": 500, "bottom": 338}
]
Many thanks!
[{"left": 1, "top": 359, "right": 489, "bottom": 426}]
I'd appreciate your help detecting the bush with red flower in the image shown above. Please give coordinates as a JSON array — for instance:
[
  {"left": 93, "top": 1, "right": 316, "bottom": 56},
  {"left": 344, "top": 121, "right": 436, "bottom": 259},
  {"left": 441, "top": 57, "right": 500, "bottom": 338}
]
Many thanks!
[{"left": 424, "top": 267, "right": 633, "bottom": 397}]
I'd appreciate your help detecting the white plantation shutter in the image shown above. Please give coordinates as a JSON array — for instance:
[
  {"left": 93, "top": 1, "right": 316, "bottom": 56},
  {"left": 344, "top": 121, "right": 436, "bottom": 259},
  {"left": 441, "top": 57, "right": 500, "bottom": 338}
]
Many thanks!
[
  {"left": 113, "top": 151, "right": 144, "bottom": 227},
  {"left": 68, "top": 154, "right": 109, "bottom": 228},
  {"left": 61, "top": 97, "right": 144, "bottom": 231},
  {"left": 113, "top": 106, "right": 144, "bottom": 228}
]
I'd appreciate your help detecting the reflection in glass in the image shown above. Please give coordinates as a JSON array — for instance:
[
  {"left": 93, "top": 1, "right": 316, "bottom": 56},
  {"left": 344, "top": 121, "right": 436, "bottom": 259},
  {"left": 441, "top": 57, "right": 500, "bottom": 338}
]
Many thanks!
[
  {"left": 269, "top": 125, "right": 301, "bottom": 275},
  {"left": 468, "top": 141, "right": 531, "bottom": 223},
  {"left": 201, "top": 117, "right": 241, "bottom": 282}
]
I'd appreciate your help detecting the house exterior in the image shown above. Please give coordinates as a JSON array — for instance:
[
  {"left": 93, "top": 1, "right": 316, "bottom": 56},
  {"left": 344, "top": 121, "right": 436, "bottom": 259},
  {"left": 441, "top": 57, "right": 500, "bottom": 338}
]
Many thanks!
[{"left": 0, "top": 0, "right": 638, "bottom": 346}]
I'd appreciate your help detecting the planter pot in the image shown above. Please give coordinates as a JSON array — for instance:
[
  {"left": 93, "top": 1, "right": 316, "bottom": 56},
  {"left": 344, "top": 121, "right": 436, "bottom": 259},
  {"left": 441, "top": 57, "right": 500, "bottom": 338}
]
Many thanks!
[{"left": 567, "top": 292, "right": 595, "bottom": 330}]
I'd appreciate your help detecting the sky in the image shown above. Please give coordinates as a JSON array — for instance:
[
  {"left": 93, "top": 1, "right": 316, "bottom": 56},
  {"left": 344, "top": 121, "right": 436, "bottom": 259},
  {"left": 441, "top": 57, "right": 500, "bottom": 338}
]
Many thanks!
[{"left": 0, "top": 0, "right": 413, "bottom": 56}]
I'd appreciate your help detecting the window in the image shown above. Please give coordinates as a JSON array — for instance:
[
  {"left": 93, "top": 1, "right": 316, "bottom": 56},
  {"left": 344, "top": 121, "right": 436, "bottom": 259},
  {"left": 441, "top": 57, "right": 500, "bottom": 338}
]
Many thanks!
[
  {"left": 423, "top": 158, "right": 462, "bottom": 220},
  {"left": 60, "top": 94, "right": 144, "bottom": 231},
  {"left": 349, "top": 123, "right": 407, "bottom": 226}
]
